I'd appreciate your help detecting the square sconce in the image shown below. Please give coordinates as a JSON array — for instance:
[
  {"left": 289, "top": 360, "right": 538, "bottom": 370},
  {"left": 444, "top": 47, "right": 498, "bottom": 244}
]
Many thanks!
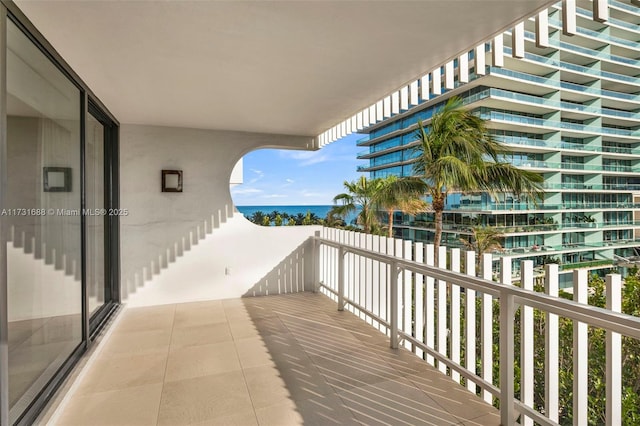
[
  {"left": 162, "top": 170, "right": 183, "bottom": 192},
  {"left": 43, "top": 167, "right": 72, "bottom": 192}
]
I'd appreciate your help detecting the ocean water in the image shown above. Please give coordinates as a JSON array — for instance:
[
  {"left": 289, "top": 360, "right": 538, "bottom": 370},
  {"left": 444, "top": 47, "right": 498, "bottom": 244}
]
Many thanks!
[{"left": 236, "top": 205, "right": 356, "bottom": 223}]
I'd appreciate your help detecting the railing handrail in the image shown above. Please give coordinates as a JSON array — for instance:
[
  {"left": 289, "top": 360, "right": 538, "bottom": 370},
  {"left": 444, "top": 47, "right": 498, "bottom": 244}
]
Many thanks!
[{"left": 316, "top": 235, "right": 640, "bottom": 340}]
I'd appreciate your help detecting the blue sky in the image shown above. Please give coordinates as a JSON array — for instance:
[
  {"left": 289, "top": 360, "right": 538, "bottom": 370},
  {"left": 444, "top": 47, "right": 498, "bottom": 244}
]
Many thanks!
[{"left": 231, "top": 133, "right": 365, "bottom": 206}]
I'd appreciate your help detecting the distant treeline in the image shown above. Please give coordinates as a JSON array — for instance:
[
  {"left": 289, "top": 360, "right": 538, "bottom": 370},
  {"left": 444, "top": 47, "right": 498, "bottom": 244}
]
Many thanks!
[{"left": 247, "top": 210, "right": 327, "bottom": 226}]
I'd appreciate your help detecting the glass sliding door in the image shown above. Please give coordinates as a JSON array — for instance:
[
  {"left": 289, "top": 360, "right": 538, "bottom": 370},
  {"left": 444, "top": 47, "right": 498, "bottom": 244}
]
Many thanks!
[
  {"left": 2, "top": 6, "right": 120, "bottom": 424},
  {"left": 86, "top": 114, "right": 106, "bottom": 317},
  {"left": 86, "top": 106, "right": 118, "bottom": 329},
  {"left": 5, "top": 18, "right": 82, "bottom": 422}
]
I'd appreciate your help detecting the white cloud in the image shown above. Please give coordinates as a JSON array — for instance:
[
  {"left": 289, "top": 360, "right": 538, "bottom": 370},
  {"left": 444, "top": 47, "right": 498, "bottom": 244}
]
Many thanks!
[
  {"left": 281, "top": 151, "right": 330, "bottom": 167},
  {"left": 231, "top": 187, "right": 263, "bottom": 195},
  {"left": 248, "top": 168, "right": 264, "bottom": 183},
  {"left": 282, "top": 178, "right": 295, "bottom": 188},
  {"left": 302, "top": 191, "right": 327, "bottom": 198},
  {"left": 263, "top": 194, "right": 287, "bottom": 199}
]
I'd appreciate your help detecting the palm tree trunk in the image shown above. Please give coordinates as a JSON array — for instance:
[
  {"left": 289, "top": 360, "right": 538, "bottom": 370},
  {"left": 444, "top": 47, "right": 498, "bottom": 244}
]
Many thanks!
[
  {"left": 434, "top": 209, "right": 443, "bottom": 248},
  {"left": 432, "top": 193, "right": 445, "bottom": 263},
  {"left": 388, "top": 210, "right": 393, "bottom": 238}
]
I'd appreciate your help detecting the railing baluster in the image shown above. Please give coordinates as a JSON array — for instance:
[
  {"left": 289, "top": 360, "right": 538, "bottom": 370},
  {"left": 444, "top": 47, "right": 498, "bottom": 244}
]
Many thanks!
[
  {"left": 381, "top": 235, "right": 389, "bottom": 332},
  {"left": 372, "top": 235, "right": 381, "bottom": 331},
  {"left": 360, "top": 233, "right": 368, "bottom": 323},
  {"left": 606, "top": 274, "right": 622, "bottom": 426},
  {"left": 464, "top": 250, "right": 476, "bottom": 393},
  {"left": 329, "top": 228, "right": 336, "bottom": 299},
  {"left": 390, "top": 259, "right": 399, "bottom": 349},
  {"left": 337, "top": 244, "right": 345, "bottom": 311},
  {"left": 450, "top": 248, "right": 461, "bottom": 383},
  {"left": 499, "top": 257, "right": 514, "bottom": 423},
  {"left": 313, "top": 231, "right": 320, "bottom": 293},
  {"left": 481, "top": 253, "right": 493, "bottom": 403},
  {"left": 545, "top": 263, "right": 559, "bottom": 423},
  {"left": 500, "top": 291, "right": 516, "bottom": 425},
  {"left": 403, "top": 240, "right": 413, "bottom": 350},
  {"left": 437, "top": 246, "right": 447, "bottom": 374},
  {"left": 321, "top": 228, "right": 326, "bottom": 294},
  {"left": 415, "top": 243, "right": 425, "bottom": 359},
  {"left": 324, "top": 228, "right": 331, "bottom": 299},
  {"left": 521, "top": 260, "right": 534, "bottom": 426},
  {"left": 364, "top": 234, "right": 377, "bottom": 325},
  {"left": 394, "top": 238, "right": 402, "bottom": 341},
  {"left": 573, "top": 269, "right": 588, "bottom": 426},
  {"left": 346, "top": 231, "right": 354, "bottom": 314},
  {"left": 425, "top": 244, "right": 435, "bottom": 366}
]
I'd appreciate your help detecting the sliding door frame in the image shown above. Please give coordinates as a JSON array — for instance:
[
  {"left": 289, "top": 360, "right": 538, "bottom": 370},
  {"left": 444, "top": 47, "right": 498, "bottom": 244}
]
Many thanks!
[{"left": 0, "top": 1, "right": 120, "bottom": 424}]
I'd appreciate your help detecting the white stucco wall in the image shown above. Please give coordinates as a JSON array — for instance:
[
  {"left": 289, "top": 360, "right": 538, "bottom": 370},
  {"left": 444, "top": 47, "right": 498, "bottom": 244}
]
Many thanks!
[
  {"left": 230, "top": 159, "right": 243, "bottom": 186},
  {"left": 120, "top": 124, "right": 319, "bottom": 306}
]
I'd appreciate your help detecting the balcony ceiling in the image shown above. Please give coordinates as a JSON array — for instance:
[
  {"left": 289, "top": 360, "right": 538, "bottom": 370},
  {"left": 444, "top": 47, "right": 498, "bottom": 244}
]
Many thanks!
[{"left": 14, "top": 0, "right": 554, "bottom": 137}]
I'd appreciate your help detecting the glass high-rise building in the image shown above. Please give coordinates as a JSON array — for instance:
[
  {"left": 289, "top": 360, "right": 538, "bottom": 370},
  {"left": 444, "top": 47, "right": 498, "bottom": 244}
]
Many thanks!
[{"left": 357, "top": 0, "right": 640, "bottom": 286}]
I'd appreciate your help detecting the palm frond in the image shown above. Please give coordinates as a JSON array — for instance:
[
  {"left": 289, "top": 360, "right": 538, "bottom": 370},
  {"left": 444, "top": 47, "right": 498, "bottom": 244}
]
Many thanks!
[
  {"left": 480, "top": 163, "right": 544, "bottom": 204},
  {"left": 411, "top": 95, "right": 546, "bottom": 249}
]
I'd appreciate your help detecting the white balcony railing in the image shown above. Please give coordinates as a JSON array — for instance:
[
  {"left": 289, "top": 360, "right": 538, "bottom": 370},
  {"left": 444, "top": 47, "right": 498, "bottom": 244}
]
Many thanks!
[{"left": 312, "top": 227, "right": 640, "bottom": 426}]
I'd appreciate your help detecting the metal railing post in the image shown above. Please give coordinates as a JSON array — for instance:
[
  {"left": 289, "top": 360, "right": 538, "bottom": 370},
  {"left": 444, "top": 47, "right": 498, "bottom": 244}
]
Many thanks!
[
  {"left": 521, "top": 260, "right": 534, "bottom": 426},
  {"left": 500, "top": 292, "right": 516, "bottom": 425},
  {"left": 313, "top": 231, "right": 320, "bottom": 293},
  {"left": 337, "top": 245, "right": 345, "bottom": 311},
  {"left": 390, "top": 260, "right": 399, "bottom": 349},
  {"left": 545, "top": 263, "right": 560, "bottom": 423},
  {"left": 606, "top": 274, "right": 622, "bottom": 426},
  {"left": 573, "top": 270, "right": 588, "bottom": 426}
]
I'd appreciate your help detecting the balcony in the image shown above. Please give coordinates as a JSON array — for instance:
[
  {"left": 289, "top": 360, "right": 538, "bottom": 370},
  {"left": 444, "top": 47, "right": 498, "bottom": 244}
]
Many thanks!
[
  {"left": 41, "top": 228, "right": 640, "bottom": 426},
  {"left": 449, "top": 202, "right": 640, "bottom": 212},
  {"left": 43, "top": 294, "right": 499, "bottom": 425}
]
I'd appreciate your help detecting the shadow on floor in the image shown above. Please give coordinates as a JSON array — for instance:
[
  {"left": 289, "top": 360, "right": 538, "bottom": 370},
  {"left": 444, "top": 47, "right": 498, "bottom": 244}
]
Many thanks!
[{"left": 241, "top": 293, "right": 501, "bottom": 426}]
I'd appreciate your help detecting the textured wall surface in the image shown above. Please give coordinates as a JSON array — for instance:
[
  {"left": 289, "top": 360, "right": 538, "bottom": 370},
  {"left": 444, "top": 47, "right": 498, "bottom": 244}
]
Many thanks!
[{"left": 120, "top": 124, "right": 318, "bottom": 306}]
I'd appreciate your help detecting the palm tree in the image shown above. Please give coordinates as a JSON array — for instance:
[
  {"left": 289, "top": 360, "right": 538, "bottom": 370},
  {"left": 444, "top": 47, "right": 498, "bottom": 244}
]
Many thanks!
[
  {"left": 374, "top": 175, "right": 429, "bottom": 238},
  {"left": 333, "top": 176, "right": 382, "bottom": 233},
  {"left": 460, "top": 226, "right": 504, "bottom": 270},
  {"left": 413, "top": 96, "right": 543, "bottom": 250},
  {"left": 324, "top": 207, "right": 346, "bottom": 228},
  {"left": 268, "top": 210, "right": 281, "bottom": 221},
  {"left": 302, "top": 211, "right": 315, "bottom": 226},
  {"left": 294, "top": 213, "right": 306, "bottom": 225},
  {"left": 249, "top": 210, "right": 266, "bottom": 225}
]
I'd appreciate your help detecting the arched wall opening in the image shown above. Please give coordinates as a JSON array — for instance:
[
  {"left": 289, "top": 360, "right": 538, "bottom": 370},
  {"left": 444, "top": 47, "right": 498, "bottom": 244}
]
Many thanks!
[
  {"left": 230, "top": 137, "right": 364, "bottom": 227},
  {"left": 118, "top": 125, "right": 365, "bottom": 306}
]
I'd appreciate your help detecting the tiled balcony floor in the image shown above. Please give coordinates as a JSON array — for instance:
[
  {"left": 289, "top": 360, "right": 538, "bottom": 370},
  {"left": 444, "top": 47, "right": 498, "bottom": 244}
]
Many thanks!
[{"left": 48, "top": 292, "right": 499, "bottom": 426}]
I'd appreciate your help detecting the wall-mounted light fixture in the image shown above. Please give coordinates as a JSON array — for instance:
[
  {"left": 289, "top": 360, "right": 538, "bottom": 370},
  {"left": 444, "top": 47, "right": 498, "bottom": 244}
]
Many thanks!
[
  {"left": 43, "top": 167, "right": 72, "bottom": 192},
  {"left": 162, "top": 170, "right": 183, "bottom": 192}
]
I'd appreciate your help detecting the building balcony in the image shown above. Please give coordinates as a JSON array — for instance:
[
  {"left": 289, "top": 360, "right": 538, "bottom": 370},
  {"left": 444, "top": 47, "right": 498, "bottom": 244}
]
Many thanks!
[
  {"left": 471, "top": 87, "right": 640, "bottom": 122},
  {"left": 38, "top": 228, "right": 640, "bottom": 426},
  {"left": 42, "top": 292, "right": 500, "bottom": 425},
  {"left": 478, "top": 110, "right": 640, "bottom": 140},
  {"left": 487, "top": 67, "right": 640, "bottom": 105},
  {"left": 448, "top": 202, "right": 640, "bottom": 212},
  {"left": 399, "top": 219, "right": 640, "bottom": 234}
]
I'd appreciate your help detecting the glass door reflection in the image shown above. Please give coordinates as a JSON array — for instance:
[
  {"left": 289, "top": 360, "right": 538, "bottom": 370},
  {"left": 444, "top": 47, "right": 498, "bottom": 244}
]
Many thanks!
[
  {"left": 86, "top": 114, "right": 106, "bottom": 317},
  {"left": 6, "top": 19, "right": 82, "bottom": 421}
]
